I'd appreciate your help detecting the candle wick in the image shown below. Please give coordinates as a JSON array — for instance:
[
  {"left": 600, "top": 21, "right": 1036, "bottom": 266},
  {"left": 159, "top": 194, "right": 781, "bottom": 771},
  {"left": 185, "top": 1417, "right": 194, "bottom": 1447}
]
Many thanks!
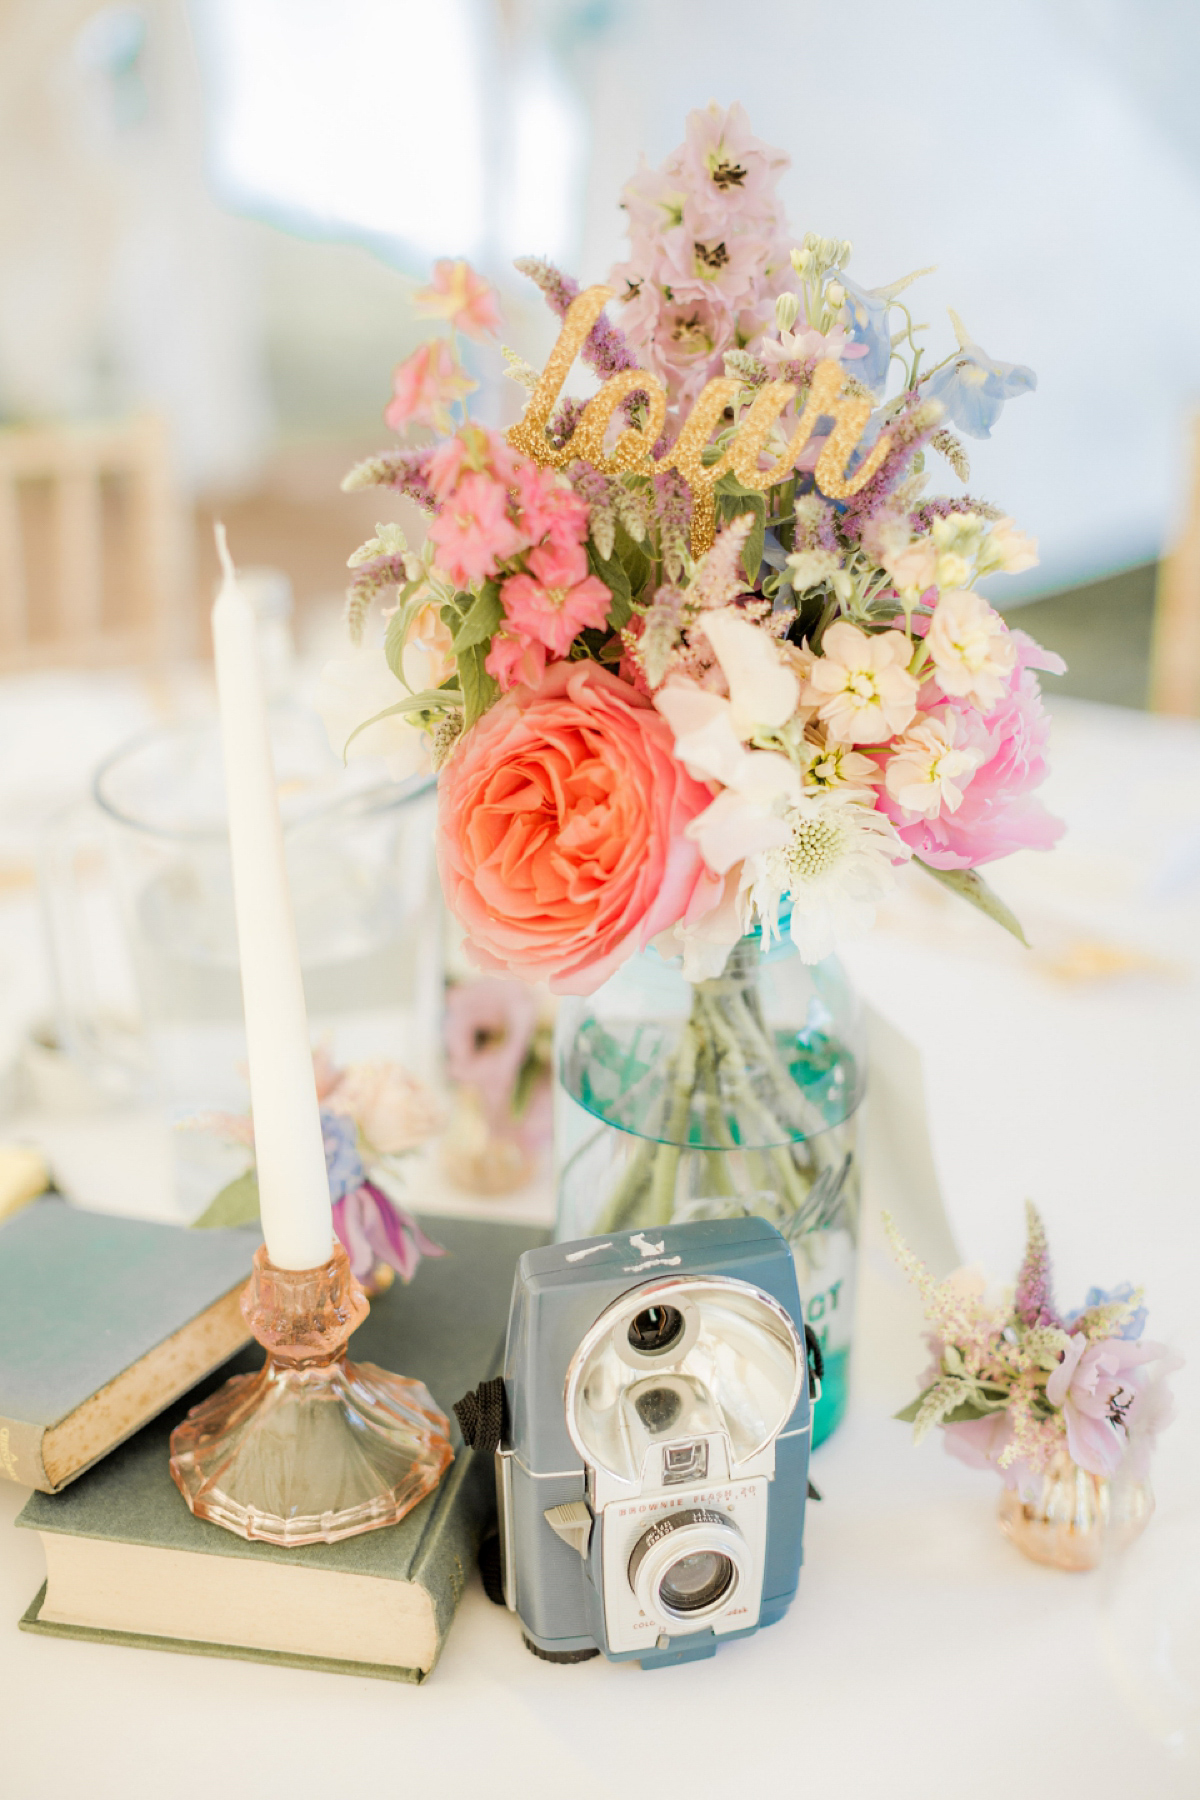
[{"left": 214, "top": 520, "right": 237, "bottom": 590}]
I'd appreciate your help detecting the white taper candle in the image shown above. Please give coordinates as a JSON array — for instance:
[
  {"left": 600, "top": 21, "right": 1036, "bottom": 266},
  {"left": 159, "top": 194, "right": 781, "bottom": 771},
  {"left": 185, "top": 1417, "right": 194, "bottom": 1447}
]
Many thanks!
[{"left": 210, "top": 524, "right": 332, "bottom": 1269}]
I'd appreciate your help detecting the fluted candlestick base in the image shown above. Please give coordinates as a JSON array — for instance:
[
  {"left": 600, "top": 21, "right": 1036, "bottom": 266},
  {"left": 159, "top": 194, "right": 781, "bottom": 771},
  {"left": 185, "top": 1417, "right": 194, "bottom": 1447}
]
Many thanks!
[{"left": 169, "top": 1244, "right": 453, "bottom": 1546}]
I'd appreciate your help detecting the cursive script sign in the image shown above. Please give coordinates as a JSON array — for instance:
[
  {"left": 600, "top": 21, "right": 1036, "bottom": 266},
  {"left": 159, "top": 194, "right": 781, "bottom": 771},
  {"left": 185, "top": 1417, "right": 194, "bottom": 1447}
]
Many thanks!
[{"left": 507, "top": 285, "right": 892, "bottom": 556}]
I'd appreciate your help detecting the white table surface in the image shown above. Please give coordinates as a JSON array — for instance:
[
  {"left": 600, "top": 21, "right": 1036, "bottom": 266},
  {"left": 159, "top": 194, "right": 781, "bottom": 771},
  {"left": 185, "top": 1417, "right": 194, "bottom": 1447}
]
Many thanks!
[{"left": 0, "top": 675, "right": 1197, "bottom": 1798}]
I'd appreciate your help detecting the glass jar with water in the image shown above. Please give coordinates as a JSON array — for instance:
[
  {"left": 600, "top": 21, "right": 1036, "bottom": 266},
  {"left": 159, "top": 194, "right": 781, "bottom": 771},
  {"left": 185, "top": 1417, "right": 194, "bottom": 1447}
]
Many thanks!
[{"left": 555, "top": 927, "right": 863, "bottom": 1446}]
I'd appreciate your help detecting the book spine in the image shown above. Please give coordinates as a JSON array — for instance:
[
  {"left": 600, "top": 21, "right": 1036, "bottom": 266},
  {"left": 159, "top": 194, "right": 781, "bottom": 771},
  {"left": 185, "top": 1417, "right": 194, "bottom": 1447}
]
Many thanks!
[
  {"left": 0, "top": 1418, "right": 49, "bottom": 1491},
  {"left": 409, "top": 1447, "right": 496, "bottom": 1667}
]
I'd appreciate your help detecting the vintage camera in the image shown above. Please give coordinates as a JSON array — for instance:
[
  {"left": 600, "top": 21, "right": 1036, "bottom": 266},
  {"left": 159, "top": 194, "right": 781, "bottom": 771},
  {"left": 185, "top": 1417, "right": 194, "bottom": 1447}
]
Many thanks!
[{"left": 484, "top": 1217, "right": 817, "bottom": 1670}]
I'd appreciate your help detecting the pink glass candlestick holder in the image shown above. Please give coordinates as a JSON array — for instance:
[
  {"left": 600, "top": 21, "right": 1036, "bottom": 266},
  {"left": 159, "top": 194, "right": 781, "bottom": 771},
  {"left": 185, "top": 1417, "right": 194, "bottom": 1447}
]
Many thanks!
[{"left": 169, "top": 1242, "right": 453, "bottom": 1546}]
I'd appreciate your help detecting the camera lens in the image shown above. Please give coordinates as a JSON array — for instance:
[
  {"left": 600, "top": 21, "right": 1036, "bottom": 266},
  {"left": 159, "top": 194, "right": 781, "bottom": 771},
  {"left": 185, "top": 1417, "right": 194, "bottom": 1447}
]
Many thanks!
[
  {"left": 659, "top": 1551, "right": 735, "bottom": 1614},
  {"left": 628, "top": 1305, "right": 684, "bottom": 1356},
  {"left": 634, "top": 1386, "right": 682, "bottom": 1433}
]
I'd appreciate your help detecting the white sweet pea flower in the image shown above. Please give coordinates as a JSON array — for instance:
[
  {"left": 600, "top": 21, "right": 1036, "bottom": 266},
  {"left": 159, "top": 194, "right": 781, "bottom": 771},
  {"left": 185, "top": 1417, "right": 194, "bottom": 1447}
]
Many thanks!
[
  {"left": 654, "top": 679, "right": 803, "bottom": 876},
  {"left": 802, "top": 620, "right": 919, "bottom": 744},
  {"left": 741, "top": 789, "right": 908, "bottom": 963},
  {"left": 884, "top": 711, "right": 982, "bottom": 818},
  {"left": 700, "top": 608, "right": 801, "bottom": 737},
  {"left": 927, "top": 589, "right": 1016, "bottom": 711}
]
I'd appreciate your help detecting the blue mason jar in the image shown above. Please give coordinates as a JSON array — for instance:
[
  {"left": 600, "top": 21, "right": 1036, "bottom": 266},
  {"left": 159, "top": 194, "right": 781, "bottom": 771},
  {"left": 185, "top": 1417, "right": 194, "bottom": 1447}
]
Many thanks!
[{"left": 554, "top": 926, "right": 864, "bottom": 1447}]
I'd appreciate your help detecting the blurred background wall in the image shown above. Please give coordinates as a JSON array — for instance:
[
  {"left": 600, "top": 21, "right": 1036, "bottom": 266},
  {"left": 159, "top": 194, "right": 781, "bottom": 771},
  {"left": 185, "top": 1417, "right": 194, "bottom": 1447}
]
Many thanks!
[{"left": 1, "top": 0, "right": 1198, "bottom": 696}]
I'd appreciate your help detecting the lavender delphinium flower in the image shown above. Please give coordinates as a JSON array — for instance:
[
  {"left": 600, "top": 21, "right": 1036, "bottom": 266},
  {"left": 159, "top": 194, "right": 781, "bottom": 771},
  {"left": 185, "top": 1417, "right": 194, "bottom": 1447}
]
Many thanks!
[
  {"left": 1067, "top": 1282, "right": 1149, "bottom": 1342},
  {"left": 838, "top": 273, "right": 893, "bottom": 395},
  {"left": 1013, "top": 1199, "right": 1062, "bottom": 1328},
  {"left": 321, "top": 1110, "right": 366, "bottom": 1202}
]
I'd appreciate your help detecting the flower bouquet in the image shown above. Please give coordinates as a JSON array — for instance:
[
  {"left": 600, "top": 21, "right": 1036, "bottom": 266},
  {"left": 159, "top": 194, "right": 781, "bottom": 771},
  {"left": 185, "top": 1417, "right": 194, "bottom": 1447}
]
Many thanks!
[
  {"left": 889, "top": 1205, "right": 1179, "bottom": 1569},
  {"left": 330, "top": 103, "right": 1064, "bottom": 1316}
]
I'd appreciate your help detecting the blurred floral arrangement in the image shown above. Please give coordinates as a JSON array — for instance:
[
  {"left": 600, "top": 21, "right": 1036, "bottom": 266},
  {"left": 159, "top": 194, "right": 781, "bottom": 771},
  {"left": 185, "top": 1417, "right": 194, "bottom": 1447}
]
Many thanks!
[
  {"left": 441, "top": 975, "right": 554, "bottom": 1194},
  {"left": 325, "top": 101, "right": 1064, "bottom": 995},
  {"left": 887, "top": 1204, "right": 1178, "bottom": 1494},
  {"left": 192, "top": 1049, "right": 444, "bottom": 1291}
]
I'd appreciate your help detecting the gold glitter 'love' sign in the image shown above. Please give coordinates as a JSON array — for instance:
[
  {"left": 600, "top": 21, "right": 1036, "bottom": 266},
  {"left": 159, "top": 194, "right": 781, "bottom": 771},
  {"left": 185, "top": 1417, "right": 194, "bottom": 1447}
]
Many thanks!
[{"left": 506, "top": 285, "right": 892, "bottom": 557}]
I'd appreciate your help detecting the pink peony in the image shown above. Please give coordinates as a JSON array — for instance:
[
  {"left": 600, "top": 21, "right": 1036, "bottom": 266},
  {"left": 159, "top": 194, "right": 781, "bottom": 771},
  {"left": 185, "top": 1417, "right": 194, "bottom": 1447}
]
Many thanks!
[
  {"left": 485, "top": 628, "right": 547, "bottom": 692},
  {"left": 384, "top": 339, "right": 476, "bottom": 432},
  {"left": 879, "top": 634, "right": 1065, "bottom": 868},
  {"left": 427, "top": 472, "right": 525, "bottom": 588},
  {"left": 514, "top": 462, "right": 589, "bottom": 548},
  {"left": 436, "top": 661, "right": 717, "bottom": 994},
  {"left": 413, "top": 258, "right": 502, "bottom": 341},
  {"left": 500, "top": 543, "right": 611, "bottom": 657},
  {"left": 1046, "top": 1333, "right": 1162, "bottom": 1480}
]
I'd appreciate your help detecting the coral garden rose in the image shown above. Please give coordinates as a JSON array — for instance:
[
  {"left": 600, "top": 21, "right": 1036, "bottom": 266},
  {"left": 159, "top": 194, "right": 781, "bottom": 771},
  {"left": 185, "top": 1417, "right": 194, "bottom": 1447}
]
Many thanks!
[{"left": 437, "top": 661, "right": 716, "bottom": 995}]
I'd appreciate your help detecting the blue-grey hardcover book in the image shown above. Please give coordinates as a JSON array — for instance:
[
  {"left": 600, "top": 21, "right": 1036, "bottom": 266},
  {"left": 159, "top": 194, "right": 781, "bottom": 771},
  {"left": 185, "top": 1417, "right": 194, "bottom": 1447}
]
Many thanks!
[
  {"left": 18, "top": 1212, "right": 549, "bottom": 1682},
  {"left": 0, "top": 1198, "right": 258, "bottom": 1492}
]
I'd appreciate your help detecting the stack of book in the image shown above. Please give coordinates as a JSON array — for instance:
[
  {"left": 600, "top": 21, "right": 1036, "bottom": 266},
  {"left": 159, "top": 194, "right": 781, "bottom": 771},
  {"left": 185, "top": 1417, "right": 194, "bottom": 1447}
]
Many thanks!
[{"left": 1, "top": 1197, "right": 546, "bottom": 1682}]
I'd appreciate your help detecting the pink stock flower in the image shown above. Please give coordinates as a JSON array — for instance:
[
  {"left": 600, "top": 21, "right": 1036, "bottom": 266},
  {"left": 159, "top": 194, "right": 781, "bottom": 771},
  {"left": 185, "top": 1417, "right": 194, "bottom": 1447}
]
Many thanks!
[
  {"left": 1046, "top": 1333, "right": 1162, "bottom": 1480},
  {"left": 428, "top": 472, "right": 526, "bottom": 587},
  {"left": 880, "top": 634, "right": 1066, "bottom": 868},
  {"left": 384, "top": 340, "right": 476, "bottom": 432},
  {"left": 485, "top": 628, "right": 547, "bottom": 692},
  {"left": 436, "top": 660, "right": 718, "bottom": 995},
  {"left": 427, "top": 427, "right": 522, "bottom": 503},
  {"left": 500, "top": 541, "right": 611, "bottom": 656},
  {"left": 514, "top": 462, "right": 589, "bottom": 548},
  {"left": 413, "top": 258, "right": 502, "bottom": 341}
]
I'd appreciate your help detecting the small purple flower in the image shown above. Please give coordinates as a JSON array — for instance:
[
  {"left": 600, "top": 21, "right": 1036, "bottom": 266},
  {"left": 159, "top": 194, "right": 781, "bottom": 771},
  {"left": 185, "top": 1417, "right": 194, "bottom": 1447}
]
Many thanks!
[
  {"left": 321, "top": 1109, "right": 365, "bottom": 1202},
  {"left": 332, "top": 1181, "right": 444, "bottom": 1285}
]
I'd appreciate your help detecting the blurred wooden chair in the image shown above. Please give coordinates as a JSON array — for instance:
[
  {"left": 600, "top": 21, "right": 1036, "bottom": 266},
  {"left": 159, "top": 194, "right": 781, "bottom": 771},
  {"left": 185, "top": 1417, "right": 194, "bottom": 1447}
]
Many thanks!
[
  {"left": 1150, "top": 414, "right": 1200, "bottom": 715},
  {"left": 0, "top": 414, "right": 190, "bottom": 672}
]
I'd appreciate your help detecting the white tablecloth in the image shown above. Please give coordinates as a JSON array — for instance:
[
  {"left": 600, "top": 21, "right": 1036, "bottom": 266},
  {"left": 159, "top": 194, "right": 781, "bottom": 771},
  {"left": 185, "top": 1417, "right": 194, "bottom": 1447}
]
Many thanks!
[{"left": 0, "top": 680, "right": 1197, "bottom": 1798}]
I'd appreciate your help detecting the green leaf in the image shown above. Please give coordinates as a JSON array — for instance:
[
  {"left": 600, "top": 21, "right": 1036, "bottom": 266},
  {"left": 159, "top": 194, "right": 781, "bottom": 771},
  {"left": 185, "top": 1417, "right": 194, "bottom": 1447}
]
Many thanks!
[
  {"left": 192, "top": 1171, "right": 261, "bottom": 1230},
  {"left": 715, "top": 471, "right": 766, "bottom": 583},
  {"left": 452, "top": 581, "right": 504, "bottom": 654},
  {"left": 383, "top": 583, "right": 428, "bottom": 680},
  {"left": 916, "top": 860, "right": 1029, "bottom": 947},
  {"left": 613, "top": 521, "right": 652, "bottom": 603},
  {"left": 457, "top": 642, "right": 498, "bottom": 730},
  {"left": 893, "top": 1384, "right": 934, "bottom": 1424},
  {"left": 343, "top": 686, "right": 464, "bottom": 757},
  {"left": 588, "top": 541, "right": 633, "bottom": 634}
]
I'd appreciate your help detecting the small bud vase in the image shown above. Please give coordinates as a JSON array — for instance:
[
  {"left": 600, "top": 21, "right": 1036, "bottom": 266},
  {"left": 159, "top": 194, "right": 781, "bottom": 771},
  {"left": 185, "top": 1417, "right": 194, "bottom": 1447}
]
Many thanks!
[
  {"left": 554, "top": 926, "right": 863, "bottom": 1447},
  {"left": 998, "top": 1449, "right": 1155, "bottom": 1571}
]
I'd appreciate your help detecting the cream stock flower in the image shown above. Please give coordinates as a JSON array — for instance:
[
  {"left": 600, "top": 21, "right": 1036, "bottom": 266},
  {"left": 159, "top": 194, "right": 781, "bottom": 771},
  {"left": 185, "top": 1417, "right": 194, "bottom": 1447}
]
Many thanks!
[
  {"left": 884, "top": 711, "right": 982, "bottom": 818},
  {"left": 927, "top": 589, "right": 1016, "bottom": 710},
  {"left": 806, "top": 736, "right": 882, "bottom": 794},
  {"left": 981, "top": 516, "right": 1039, "bottom": 575},
  {"left": 803, "top": 620, "right": 919, "bottom": 744}
]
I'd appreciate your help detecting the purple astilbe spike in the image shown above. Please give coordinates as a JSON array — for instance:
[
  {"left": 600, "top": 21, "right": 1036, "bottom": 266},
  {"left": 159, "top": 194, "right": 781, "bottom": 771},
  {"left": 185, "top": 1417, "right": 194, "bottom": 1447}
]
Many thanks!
[
  {"left": 838, "top": 391, "right": 943, "bottom": 540},
  {"left": 332, "top": 1181, "right": 445, "bottom": 1285},
  {"left": 910, "top": 495, "right": 1004, "bottom": 531},
  {"left": 1013, "top": 1200, "right": 1062, "bottom": 1328},
  {"left": 548, "top": 395, "right": 587, "bottom": 451},
  {"left": 514, "top": 256, "right": 641, "bottom": 380},
  {"left": 341, "top": 450, "right": 435, "bottom": 511}
]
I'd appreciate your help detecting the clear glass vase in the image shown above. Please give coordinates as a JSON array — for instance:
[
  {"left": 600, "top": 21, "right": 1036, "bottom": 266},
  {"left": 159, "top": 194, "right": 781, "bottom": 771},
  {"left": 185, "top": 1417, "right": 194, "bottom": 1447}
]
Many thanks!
[{"left": 554, "top": 929, "right": 865, "bottom": 1447}]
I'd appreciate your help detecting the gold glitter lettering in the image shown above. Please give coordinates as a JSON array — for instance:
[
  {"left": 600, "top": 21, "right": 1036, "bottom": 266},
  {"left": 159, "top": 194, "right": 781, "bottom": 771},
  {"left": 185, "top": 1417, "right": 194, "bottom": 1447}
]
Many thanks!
[
  {"left": 571, "top": 368, "right": 667, "bottom": 474},
  {"left": 506, "top": 285, "right": 614, "bottom": 467}
]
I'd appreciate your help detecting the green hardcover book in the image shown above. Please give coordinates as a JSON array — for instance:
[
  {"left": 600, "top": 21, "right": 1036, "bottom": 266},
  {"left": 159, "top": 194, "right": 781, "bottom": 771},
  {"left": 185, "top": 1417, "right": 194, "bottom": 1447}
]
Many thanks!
[
  {"left": 18, "top": 1213, "right": 549, "bottom": 1683},
  {"left": 0, "top": 1198, "right": 258, "bottom": 1492}
]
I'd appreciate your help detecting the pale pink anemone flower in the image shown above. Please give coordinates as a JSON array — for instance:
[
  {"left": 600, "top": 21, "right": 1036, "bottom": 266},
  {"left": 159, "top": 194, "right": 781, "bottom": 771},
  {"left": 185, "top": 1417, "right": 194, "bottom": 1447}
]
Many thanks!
[
  {"left": 444, "top": 978, "right": 538, "bottom": 1127},
  {"left": 437, "top": 660, "right": 721, "bottom": 995},
  {"left": 500, "top": 540, "right": 611, "bottom": 657},
  {"left": 1045, "top": 1333, "right": 1164, "bottom": 1480},
  {"left": 427, "top": 472, "right": 526, "bottom": 588},
  {"left": 413, "top": 258, "right": 502, "bottom": 341},
  {"left": 384, "top": 339, "right": 477, "bottom": 433}
]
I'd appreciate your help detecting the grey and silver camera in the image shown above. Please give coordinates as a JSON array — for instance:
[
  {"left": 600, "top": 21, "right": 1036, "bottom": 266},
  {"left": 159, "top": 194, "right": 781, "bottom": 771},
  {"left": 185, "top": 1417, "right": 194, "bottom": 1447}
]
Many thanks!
[{"left": 492, "top": 1217, "right": 816, "bottom": 1670}]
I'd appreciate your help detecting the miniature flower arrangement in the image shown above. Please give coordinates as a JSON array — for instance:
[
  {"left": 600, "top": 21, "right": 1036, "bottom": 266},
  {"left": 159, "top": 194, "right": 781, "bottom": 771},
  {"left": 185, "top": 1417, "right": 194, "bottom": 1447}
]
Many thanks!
[
  {"left": 888, "top": 1204, "right": 1179, "bottom": 1568},
  {"left": 441, "top": 975, "right": 554, "bottom": 1194},
  {"left": 192, "top": 1049, "right": 444, "bottom": 1292},
  {"left": 331, "top": 99, "right": 1064, "bottom": 996}
]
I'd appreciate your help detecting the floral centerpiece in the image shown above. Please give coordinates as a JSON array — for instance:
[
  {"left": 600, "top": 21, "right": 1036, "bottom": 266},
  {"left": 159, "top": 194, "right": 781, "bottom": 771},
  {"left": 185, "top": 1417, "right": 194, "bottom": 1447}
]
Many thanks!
[
  {"left": 332, "top": 100, "right": 1063, "bottom": 992},
  {"left": 888, "top": 1205, "right": 1179, "bottom": 1568},
  {"left": 326, "top": 104, "right": 1066, "bottom": 1376}
]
